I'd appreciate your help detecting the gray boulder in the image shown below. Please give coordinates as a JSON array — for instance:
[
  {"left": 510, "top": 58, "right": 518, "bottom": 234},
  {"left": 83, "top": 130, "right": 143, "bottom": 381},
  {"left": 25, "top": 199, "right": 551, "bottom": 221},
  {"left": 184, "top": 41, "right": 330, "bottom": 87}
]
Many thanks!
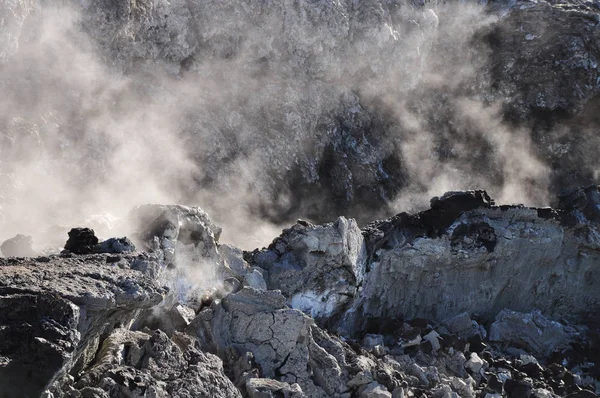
[
  {"left": 95, "top": 237, "right": 136, "bottom": 254},
  {"left": 246, "top": 378, "right": 304, "bottom": 398},
  {"left": 187, "top": 287, "right": 350, "bottom": 397},
  {"left": 0, "top": 234, "right": 35, "bottom": 257},
  {"left": 250, "top": 217, "right": 367, "bottom": 323},
  {"left": 489, "top": 309, "right": 574, "bottom": 357},
  {"left": 0, "top": 255, "right": 165, "bottom": 398}
]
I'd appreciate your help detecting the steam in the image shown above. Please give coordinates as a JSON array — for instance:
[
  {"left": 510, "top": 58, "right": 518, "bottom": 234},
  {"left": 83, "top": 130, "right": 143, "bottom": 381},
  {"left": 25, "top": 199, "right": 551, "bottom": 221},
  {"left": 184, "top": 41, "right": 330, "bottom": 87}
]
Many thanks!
[{"left": 0, "top": 1, "right": 555, "bottom": 252}]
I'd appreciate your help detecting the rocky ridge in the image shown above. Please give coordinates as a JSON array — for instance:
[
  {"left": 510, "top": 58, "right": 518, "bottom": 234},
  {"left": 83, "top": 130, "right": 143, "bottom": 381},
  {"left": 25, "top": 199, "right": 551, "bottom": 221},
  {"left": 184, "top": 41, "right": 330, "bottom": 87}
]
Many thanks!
[{"left": 0, "top": 188, "right": 599, "bottom": 397}]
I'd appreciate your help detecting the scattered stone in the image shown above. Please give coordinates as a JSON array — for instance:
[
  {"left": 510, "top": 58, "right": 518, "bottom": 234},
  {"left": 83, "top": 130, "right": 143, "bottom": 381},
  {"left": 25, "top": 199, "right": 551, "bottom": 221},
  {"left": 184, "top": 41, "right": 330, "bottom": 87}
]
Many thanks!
[
  {"left": 465, "top": 353, "right": 486, "bottom": 375},
  {"left": 423, "top": 330, "right": 441, "bottom": 352}
]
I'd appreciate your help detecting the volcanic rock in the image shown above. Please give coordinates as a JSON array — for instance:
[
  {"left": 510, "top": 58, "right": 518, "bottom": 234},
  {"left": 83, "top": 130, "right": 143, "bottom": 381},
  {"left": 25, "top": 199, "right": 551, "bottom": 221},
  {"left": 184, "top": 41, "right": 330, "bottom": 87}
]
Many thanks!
[
  {"left": 249, "top": 217, "right": 367, "bottom": 323},
  {"left": 0, "top": 234, "right": 35, "bottom": 257},
  {"left": 489, "top": 309, "right": 574, "bottom": 357},
  {"left": 95, "top": 237, "right": 136, "bottom": 254},
  {"left": 64, "top": 228, "right": 99, "bottom": 255},
  {"left": 51, "top": 329, "right": 241, "bottom": 398},
  {"left": 337, "top": 194, "right": 600, "bottom": 334},
  {"left": 0, "top": 255, "right": 165, "bottom": 398}
]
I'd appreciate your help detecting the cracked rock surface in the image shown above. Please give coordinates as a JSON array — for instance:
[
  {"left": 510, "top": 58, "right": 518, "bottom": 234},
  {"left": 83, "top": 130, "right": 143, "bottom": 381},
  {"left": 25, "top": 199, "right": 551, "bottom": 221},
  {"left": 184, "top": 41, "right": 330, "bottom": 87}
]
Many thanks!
[
  {"left": 1, "top": 189, "right": 600, "bottom": 397},
  {"left": 0, "top": 255, "right": 165, "bottom": 398}
]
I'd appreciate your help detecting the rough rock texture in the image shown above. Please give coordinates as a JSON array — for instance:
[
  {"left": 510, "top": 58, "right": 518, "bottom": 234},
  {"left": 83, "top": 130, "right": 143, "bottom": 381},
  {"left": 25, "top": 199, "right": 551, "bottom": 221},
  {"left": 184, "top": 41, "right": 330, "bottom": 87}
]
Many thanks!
[
  {"left": 64, "top": 228, "right": 100, "bottom": 255},
  {"left": 2, "top": 195, "right": 600, "bottom": 397},
  {"left": 51, "top": 329, "right": 242, "bottom": 398},
  {"left": 0, "top": 255, "right": 165, "bottom": 398},
  {"left": 0, "top": 234, "right": 35, "bottom": 257},
  {"left": 245, "top": 189, "right": 600, "bottom": 338},
  {"left": 129, "top": 204, "right": 267, "bottom": 313},
  {"left": 187, "top": 288, "right": 331, "bottom": 396},
  {"left": 304, "top": 190, "right": 600, "bottom": 335},
  {"left": 489, "top": 309, "right": 575, "bottom": 357},
  {"left": 186, "top": 287, "right": 413, "bottom": 398},
  {"left": 130, "top": 204, "right": 222, "bottom": 268},
  {"left": 249, "top": 217, "right": 367, "bottom": 323},
  {"left": 3, "top": 0, "right": 600, "bottom": 236},
  {"left": 95, "top": 237, "right": 136, "bottom": 254}
]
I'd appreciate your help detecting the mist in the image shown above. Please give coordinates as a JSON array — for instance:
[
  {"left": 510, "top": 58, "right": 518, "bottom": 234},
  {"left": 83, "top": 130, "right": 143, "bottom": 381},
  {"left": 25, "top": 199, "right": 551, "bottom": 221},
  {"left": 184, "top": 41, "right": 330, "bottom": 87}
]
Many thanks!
[{"left": 0, "top": 0, "right": 584, "bottom": 251}]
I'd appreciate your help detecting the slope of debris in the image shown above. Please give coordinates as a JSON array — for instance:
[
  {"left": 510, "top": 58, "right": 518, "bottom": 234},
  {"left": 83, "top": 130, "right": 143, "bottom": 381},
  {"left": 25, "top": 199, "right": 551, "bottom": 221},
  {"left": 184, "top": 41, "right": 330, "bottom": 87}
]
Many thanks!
[{"left": 0, "top": 188, "right": 598, "bottom": 398}]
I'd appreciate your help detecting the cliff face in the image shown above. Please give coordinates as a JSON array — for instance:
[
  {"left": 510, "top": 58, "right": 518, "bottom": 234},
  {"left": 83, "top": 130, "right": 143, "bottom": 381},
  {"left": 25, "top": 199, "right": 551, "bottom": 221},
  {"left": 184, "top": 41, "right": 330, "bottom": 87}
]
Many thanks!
[
  {"left": 1, "top": 189, "right": 599, "bottom": 398},
  {"left": 250, "top": 189, "right": 600, "bottom": 335},
  {"left": 1, "top": 0, "right": 600, "bottom": 237}
]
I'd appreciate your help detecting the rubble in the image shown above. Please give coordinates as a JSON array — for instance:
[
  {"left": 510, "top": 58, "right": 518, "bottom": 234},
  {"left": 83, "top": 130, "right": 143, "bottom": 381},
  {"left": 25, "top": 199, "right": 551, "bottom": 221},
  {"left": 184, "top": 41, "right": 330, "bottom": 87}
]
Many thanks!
[
  {"left": 2, "top": 0, "right": 600, "bottom": 395},
  {"left": 1, "top": 194, "right": 600, "bottom": 398}
]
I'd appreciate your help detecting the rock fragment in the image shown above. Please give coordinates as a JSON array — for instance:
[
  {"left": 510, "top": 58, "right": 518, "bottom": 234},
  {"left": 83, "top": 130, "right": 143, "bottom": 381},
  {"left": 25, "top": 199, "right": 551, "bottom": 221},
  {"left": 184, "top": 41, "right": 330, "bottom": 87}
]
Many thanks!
[
  {"left": 489, "top": 310, "right": 573, "bottom": 357},
  {"left": 95, "top": 237, "right": 136, "bottom": 254},
  {"left": 246, "top": 378, "right": 304, "bottom": 398},
  {"left": 0, "top": 234, "right": 35, "bottom": 257},
  {"left": 64, "top": 227, "right": 99, "bottom": 254}
]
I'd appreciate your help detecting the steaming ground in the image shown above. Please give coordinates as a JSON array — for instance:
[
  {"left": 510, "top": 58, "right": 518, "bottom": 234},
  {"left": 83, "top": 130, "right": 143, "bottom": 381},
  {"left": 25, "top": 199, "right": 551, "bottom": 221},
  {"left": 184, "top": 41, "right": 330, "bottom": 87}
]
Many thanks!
[{"left": 0, "top": 0, "right": 598, "bottom": 250}]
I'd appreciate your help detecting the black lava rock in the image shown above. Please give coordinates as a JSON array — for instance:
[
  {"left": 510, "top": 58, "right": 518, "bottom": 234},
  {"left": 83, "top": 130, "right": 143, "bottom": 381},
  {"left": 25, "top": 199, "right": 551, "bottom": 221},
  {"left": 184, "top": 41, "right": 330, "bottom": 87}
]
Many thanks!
[
  {"left": 520, "top": 362, "right": 544, "bottom": 379},
  {"left": 64, "top": 228, "right": 99, "bottom": 254},
  {"left": 505, "top": 377, "right": 533, "bottom": 397},
  {"left": 467, "top": 334, "right": 487, "bottom": 353},
  {"left": 487, "top": 374, "right": 504, "bottom": 394}
]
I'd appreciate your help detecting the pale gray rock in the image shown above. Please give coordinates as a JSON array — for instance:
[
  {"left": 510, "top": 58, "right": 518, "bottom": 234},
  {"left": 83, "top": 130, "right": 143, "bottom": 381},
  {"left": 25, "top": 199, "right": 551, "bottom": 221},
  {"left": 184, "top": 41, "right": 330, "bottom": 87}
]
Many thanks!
[
  {"left": 339, "top": 201, "right": 600, "bottom": 335},
  {"left": 464, "top": 353, "right": 486, "bottom": 375},
  {"left": 360, "top": 381, "right": 392, "bottom": 398},
  {"left": 0, "top": 234, "right": 35, "bottom": 257},
  {"left": 246, "top": 378, "right": 304, "bottom": 398},
  {"left": 187, "top": 287, "right": 331, "bottom": 397},
  {"left": 130, "top": 204, "right": 221, "bottom": 267},
  {"left": 185, "top": 286, "right": 405, "bottom": 398},
  {"left": 250, "top": 217, "right": 367, "bottom": 323},
  {"left": 489, "top": 309, "right": 574, "bottom": 356}
]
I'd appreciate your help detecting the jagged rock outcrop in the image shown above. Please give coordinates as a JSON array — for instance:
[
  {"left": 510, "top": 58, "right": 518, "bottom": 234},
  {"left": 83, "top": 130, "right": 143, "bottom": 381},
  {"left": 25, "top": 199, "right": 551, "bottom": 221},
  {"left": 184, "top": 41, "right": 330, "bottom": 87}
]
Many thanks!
[
  {"left": 249, "top": 217, "right": 367, "bottom": 323},
  {"left": 129, "top": 204, "right": 266, "bottom": 305},
  {"left": 1, "top": 192, "right": 600, "bottom": 397},
  {"left": 0, "top": 255, "right": 165, "bottom": 398},
  {"left": 50, "top": 329, "right": 241, "bottom": 398},
  {"left": 253, "top": 189, "right": 600, "bottom": 336}
]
